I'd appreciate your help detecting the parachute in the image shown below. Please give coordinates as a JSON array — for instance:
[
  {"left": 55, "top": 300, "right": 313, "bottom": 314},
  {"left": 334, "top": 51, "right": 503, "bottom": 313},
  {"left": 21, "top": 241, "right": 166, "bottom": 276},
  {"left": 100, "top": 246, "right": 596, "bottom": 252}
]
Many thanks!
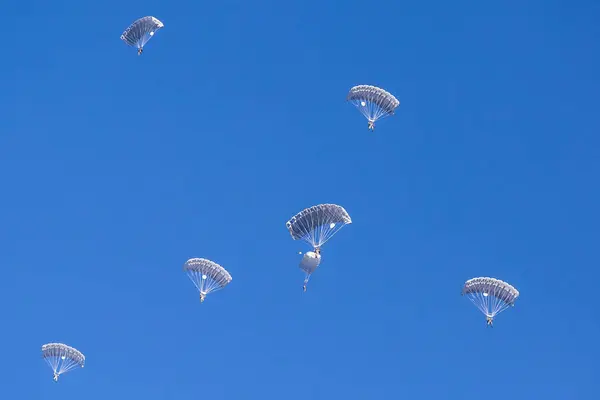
[
  {"left": 461, "top": 277, "right": 520, "bottom": 327},
  {"left": 120, "top": 16, "right": 164, "bottom": 55},
  {"left": 41, "top": 343, "right": 85, "bottom": 382},
  {"left": 347, "top": 85, "right": 400, "bottom": 131},
  {"left": 286, "top": 204, "right": 351, "bottom": 291},
  {"left": 286, "top": 204, "right": 352, "bottom": 250},
  {"left": 184, "top": 258, "right": 232, "bottom": 302}
]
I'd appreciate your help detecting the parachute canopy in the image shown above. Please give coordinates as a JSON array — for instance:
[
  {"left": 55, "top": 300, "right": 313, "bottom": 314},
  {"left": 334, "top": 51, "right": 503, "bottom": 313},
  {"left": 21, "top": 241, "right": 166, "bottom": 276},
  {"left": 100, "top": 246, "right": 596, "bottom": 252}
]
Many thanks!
[
  {"left": 120, "top": 16, "right": 164, "bottom": 51},
  {"left": 462, "top": 277, "right": 519, "bottom": 324},
  {"left": 184, "top": 258, "right": 232, "bottom": 302},
  {"left": 41, "top": 343, "right": 85, "bottom": 382},
  {"left": 286, "top": 204, "right": 352, "bottom": 250},
  {"left": 347, "top": 85, "right": 399, "bottom": 130}
]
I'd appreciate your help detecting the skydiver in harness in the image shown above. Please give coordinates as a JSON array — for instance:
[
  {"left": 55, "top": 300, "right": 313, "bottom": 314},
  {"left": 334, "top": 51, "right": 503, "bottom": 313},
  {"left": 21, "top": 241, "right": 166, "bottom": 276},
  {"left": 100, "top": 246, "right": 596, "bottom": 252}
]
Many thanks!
[
  {"left": 486, "top": 316, "right": 493, "bottom": 328},
  {"left": 200, "top": 292, "right": 206, "bottom": 303},
  {"left": 138, "top": 48, "right": 143, "bottom": 55},
  {"left": 53, "top": 372, "right": 59, "bottom": 382},
  {"left": 368, "top": 120, "right": 375, "bottom": 131}
]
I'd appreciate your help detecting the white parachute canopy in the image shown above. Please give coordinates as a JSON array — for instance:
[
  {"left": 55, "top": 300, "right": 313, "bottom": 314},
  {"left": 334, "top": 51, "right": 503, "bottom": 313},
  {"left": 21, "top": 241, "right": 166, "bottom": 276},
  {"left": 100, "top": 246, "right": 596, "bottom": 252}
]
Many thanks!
[
  {"left": 286, "top": 204, "right": 352, "bottom": 250},
  {"left": 347, "top": 85, "right": 400, "bottom": 131},
  {"left": 120, "top": 16, "right": 164, "bottom": 52},
  {"left": 462, "top": 277, "right": 520, "bottom": 324},
  {"left": 41, "top": 343, "right": 85, "bottom": 382},
  {"left": 184, "top": 258, "right": 232, "bottom": 302}
]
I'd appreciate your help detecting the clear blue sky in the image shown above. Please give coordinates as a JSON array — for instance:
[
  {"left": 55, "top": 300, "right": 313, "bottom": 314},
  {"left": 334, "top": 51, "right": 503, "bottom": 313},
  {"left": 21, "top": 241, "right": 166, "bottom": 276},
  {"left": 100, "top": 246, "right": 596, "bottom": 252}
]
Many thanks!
[{"left": 2, "top": 0, "right": 599, "bottom": 398}]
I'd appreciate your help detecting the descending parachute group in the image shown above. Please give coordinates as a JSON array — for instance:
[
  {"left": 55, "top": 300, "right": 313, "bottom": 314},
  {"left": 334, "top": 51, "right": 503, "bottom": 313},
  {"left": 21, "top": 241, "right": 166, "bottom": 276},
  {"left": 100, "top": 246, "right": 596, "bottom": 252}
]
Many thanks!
[
  {"left": 40, "top": 15, "right": 520, "bottom": 384},
  {"left": 118, "top": 17, "right": 400, "bottom": 131}
]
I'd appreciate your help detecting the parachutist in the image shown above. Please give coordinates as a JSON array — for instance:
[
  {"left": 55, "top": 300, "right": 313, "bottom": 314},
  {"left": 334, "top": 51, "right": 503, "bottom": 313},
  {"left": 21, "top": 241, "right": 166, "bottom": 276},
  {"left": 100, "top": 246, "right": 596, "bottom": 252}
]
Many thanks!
[
  {"left": 462, "top": 277, "right": 519, "bottom": 328},
  {"left": 137, "top": 48, "right": 143, "bottom": 55},
  {"left": 287, "top": 204, "right": 351, "bottom": 295},
  {"left": 348, "top": 85, "right": 399, "bottom": 131},
  {"left": 42, "top": 343, "right": 85, "bottom": 381},
  {"left": 184, "top": 258, "right": 232, "bottom": 303}
]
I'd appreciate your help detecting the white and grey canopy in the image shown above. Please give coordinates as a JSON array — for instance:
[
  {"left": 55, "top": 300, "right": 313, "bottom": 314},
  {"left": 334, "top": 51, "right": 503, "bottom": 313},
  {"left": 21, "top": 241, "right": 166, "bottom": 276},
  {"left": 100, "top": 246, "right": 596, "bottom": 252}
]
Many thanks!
[
  {"left": 41, "top": 343, "right": 85, "bottom": 382},
  {"left": 184, "top": 258, "right": 232, "bottom": 302},
  {"left": 286, "top": 204, "right": 352, "bottom": 250},
  {"left": 462, "top": 277, "right": 520, "bottom": 323},
  {"left": 347, "top": 85, "right": 399, "bottom": 130},
  {"left": 120, "top": 16, "right": 164, "bottom": 51}
]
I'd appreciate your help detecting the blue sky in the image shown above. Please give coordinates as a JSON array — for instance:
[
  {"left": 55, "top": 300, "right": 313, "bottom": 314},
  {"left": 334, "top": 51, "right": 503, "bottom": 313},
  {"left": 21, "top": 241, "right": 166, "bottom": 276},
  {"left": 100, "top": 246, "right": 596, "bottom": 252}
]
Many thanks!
[{"left": 2, "top": 0, "right": 599, "bottom": 398}]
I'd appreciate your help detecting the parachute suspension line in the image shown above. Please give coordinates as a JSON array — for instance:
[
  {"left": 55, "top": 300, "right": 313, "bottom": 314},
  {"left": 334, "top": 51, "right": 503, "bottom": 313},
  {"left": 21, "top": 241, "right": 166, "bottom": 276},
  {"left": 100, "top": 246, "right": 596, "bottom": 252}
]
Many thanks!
[
  {"left": 140, "top": 31, "right": 154, "bottom": 48},
  {"left": 186, "top": 270, "right": 225, "bottom": 297},
  {"left": 59, "top": 358, "right": 79, "bottom": 375},
  {"left": 129, "top": 24, "right": 152, "bottom": 49},
  {"left": 44, "top": 354, "right": 80, "bottom": 378},
  {"left": 351, "top": 99, "right": 372, "bottom": 121},
  {"left": 493, "top": 295, "right": 512, "bottom": 316},
  {"left": 471, "top": 292, "right": 493, "bottom": 317},
  {"left": 44, "top": 357, "right": 59, "bottom": 375},
  {"left": 293, "top": 209, "right": 346, "bottom": 249},
  {"left": 351, "top": 99, "right": 392, "bottom": 124},
  {"left": 466, "top": 292, "right": 513, "bottom": 319}
]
